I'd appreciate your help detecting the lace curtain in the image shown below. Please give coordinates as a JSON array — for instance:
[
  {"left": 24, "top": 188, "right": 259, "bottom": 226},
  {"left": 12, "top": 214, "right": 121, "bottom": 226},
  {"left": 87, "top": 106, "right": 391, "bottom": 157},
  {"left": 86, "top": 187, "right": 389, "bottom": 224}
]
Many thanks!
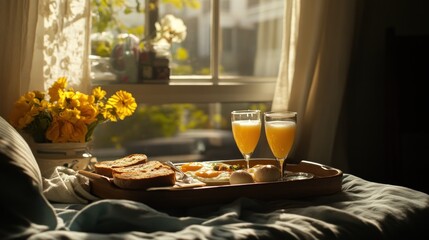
[
  {"left": 39, "top": 0, "right": 92, "bottom": 91},
  {"left": 0, "top": 0, "right": 91, "bottom": 118}
]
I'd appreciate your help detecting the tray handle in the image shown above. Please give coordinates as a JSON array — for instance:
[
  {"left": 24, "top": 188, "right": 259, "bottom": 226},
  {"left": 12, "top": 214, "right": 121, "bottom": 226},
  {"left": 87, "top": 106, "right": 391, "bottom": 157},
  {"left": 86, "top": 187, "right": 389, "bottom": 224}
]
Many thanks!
[{"left": 78, "top": 170, "right": 112, "bottom": 183}]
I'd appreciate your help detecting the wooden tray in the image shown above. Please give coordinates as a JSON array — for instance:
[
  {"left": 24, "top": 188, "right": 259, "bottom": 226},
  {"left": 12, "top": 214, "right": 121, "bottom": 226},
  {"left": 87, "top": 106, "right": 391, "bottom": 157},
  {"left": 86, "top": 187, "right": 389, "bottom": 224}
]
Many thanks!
[{"left": 79, "top": 159, "right": 343, "bottom": 209}]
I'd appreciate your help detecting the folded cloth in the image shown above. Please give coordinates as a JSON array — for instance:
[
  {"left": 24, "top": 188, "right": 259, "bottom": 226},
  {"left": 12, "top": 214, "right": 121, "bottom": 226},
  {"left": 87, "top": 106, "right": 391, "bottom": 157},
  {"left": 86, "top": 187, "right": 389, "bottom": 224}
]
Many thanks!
[{"left": 43, "top": 166, "right": 99, "bottom": 204}]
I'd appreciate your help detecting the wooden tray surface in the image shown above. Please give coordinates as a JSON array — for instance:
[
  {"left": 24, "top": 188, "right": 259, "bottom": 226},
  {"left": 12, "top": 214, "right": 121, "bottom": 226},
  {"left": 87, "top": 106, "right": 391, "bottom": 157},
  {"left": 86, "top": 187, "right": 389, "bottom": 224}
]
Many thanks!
[{"left": 79, "top": 159, "right": 343, "bottom": 209}]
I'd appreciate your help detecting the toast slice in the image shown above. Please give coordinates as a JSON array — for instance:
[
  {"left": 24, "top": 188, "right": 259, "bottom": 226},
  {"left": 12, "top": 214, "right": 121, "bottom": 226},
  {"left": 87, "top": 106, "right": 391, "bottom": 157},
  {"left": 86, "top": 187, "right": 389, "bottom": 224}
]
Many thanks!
[
  {"left": 112, "top": 161, "right": 176, "bottom": 190},
  {"left": 112, "top": 161, "right": 164, "bottom": 174},
  {"left": 94, "top": 154, "right": 148, "bottom": 177}
]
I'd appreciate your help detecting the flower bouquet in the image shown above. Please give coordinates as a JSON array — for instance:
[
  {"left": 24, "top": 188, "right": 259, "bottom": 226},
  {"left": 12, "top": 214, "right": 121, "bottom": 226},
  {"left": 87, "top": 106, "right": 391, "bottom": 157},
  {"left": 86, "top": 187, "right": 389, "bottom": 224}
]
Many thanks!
[{"left": 9, "top": 77, "right": 137, "bottom": 143}]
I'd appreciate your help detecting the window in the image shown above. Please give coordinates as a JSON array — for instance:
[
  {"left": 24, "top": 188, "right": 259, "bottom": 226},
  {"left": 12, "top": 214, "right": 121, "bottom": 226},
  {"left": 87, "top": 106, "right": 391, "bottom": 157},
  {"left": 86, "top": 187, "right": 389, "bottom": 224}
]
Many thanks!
[
  {"left": 220, "top": 0, "right": 230, "bottom": 12},
  {"left": 90, "top": 0, "right": 284, "bottom": 161}
]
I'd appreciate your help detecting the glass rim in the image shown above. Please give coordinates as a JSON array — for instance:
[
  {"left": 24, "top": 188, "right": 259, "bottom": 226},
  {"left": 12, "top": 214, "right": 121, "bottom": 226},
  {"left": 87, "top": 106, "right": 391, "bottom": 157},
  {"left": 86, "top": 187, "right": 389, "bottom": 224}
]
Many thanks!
[
  {"left": 264, "top": 110, "right": 297, "bottom": 117},
  {"left": 231, "top": 109, "right": 261, "bottom": 114}
]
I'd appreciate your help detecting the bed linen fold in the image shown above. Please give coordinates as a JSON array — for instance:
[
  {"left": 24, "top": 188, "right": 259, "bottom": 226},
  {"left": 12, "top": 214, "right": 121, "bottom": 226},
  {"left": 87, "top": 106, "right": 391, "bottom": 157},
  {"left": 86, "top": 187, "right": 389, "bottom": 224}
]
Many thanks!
[{"left": 23, "top": 174, "right": 429, "bottom": 240}]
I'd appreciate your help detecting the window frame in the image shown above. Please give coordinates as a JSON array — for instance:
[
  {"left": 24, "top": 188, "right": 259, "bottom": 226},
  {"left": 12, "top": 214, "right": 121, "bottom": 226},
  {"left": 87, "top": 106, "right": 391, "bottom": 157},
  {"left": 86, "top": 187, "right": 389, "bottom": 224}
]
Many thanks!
[{"left": 94, "top": 0, "right": 278, "bottom": 104}]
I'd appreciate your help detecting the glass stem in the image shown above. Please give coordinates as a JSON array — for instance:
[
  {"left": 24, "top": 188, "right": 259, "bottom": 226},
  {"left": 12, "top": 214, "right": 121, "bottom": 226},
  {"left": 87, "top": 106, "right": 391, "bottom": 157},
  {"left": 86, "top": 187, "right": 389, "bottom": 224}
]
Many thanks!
[
  {"left": 278, "top": 158, "right": 285, "bottom": 178},
  {"left": 244, "top": 154, "right": 251, "bottom": 169}
]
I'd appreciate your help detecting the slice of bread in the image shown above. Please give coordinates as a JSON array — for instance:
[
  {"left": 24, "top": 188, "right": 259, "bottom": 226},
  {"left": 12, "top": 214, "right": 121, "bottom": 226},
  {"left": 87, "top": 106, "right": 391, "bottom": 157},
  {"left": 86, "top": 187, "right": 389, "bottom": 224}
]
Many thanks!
[
  {"left": 112, "top": 161, "right": 164, "bottom": 174},
  {"left": 94, "top": 154, "right": 148, "bottom": 177},
  {"left": 112, "top": 161, "right": 176, "bottom": 190}
]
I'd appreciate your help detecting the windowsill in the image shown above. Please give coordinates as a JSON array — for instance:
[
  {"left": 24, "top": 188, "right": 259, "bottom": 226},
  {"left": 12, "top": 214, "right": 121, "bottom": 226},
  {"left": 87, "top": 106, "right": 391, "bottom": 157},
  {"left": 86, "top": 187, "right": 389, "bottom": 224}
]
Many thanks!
[{"left": 93, "top": 79, "right": 276, "bottom": 104}]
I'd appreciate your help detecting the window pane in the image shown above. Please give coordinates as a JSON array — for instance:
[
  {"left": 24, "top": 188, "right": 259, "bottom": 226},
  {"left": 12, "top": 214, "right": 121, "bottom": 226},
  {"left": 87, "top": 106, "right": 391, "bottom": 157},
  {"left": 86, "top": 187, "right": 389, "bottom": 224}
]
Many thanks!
[
  {"left": 92, "top": 102, "right": 272, "bottom": 162},
  {"left": 219, "top": 0, "right": 284, "bottom": 77},
  {"left": 159, "top": 1, "right": 211, "bottom": 75},
  {"left": 90, "top": 0, "right": 284, "bottom": 82},
  {"left": 90, "top": 0, "right": 211, "bottom": 81}
]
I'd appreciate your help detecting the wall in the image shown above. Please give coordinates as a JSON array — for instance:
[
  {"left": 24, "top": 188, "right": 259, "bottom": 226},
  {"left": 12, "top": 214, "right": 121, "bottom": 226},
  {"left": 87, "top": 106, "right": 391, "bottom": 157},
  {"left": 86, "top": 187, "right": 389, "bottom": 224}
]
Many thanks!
[{"left": 343, "top": 0, "right": 429, "bottom": 193}]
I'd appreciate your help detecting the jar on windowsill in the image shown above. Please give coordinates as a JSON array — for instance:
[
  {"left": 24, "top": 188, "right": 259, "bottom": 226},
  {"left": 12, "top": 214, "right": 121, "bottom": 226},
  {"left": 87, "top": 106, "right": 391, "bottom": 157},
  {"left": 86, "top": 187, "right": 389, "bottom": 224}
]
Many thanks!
[{"left": 138, "top": 40, "right": 171, "bottom": 83}]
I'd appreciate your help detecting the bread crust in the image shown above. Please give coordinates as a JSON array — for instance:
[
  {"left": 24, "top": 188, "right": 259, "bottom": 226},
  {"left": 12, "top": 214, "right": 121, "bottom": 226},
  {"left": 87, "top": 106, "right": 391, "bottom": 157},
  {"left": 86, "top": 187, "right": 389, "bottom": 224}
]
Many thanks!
[
  {"left": 94, "top": 154, "right": 148, "bottom": 177},
  {"left": 112, "top": 161, "right": 176, "bottom": 189}
]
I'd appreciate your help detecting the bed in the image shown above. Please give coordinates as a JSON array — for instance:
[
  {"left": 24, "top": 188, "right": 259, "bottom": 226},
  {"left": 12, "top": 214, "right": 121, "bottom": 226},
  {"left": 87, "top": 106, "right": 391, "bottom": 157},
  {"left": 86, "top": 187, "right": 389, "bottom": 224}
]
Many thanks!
[{"left": 1, "top": 116, "right": 429, "bottom": 240}]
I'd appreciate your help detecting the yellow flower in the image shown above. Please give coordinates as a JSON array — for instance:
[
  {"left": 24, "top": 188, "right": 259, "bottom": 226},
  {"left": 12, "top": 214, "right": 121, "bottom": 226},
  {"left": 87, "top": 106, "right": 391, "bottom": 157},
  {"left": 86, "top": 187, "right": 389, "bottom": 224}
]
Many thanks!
[
  {"left": 68, "top": 91, "right": 83, "bottom": 109},
  {"left": 79, "top": 101, "right": 98, "bottom": 125},
  {"left": 9, "top": 91, "right": 46, "bottom": 129},
  {"left": 48, "top": 77, "right": 67, "bottom": 102},
  {"left": 58, "top": 108, "right": 81, "bottom": 124},
  {"left": 9, "top": 99, "right": 32, "bottom": 129},
  {"left": 46, "top": 117, "right": 87, "bottom": 143},
  {"left": 102, "top": 106, "right": 118, "bottom": 122},
  {"left": 8, "top": 76, "right": 137, "bottom": 143},
  {"left": 92, "top": 86, "right": 106, "bottom": 100},
  {"left": 106, "top": 90, "right": 137, "bottom": 120}
]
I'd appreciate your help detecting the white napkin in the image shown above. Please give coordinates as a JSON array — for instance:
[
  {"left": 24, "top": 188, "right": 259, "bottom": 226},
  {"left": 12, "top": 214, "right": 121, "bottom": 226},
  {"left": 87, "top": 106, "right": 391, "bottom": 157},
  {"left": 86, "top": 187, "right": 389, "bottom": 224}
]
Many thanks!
[{"left": 43, "top": 166, "right": 99, "bottom": 204}]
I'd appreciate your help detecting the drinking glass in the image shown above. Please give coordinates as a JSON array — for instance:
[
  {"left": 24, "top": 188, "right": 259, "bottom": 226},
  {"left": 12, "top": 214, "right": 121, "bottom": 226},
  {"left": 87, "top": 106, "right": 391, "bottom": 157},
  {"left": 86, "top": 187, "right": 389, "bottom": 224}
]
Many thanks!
[
  {"left": 264, "top": 111, "right": 313, "bottom": 180},
  {"left": 231, "top": 110, "right": 262, "bottom": 169}
]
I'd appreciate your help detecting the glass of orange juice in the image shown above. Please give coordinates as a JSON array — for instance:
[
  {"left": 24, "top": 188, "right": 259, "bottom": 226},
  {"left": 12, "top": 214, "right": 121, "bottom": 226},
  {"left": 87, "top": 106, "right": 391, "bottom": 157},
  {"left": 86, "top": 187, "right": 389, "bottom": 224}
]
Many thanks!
[
  {"left": 231, "top": 110, "right": 261, "bottom": 169},
  {"left": 264, "top": 110, "right": 311, "bottom": 181}
]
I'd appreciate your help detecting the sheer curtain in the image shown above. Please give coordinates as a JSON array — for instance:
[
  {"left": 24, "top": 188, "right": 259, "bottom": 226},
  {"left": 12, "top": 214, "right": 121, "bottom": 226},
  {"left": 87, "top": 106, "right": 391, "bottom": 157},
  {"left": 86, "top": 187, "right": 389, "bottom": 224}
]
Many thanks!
[
  {"left": 0, "top": 0, "right": 91, "bottom": 119},
  {"left": 273, "top": 0, "right": 359, "bottom": 170},
  {"left": 0, "top": 0, "right": 38, "bottom": 118}
]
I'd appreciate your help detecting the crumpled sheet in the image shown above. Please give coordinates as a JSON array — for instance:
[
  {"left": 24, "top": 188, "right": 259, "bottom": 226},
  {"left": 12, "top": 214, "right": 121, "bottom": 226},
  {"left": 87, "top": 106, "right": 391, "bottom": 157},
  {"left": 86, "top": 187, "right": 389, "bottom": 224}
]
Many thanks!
[
  {"left": 43, "top": 166, "right": 99, "bottom": 204},
  {"left": 25, "top": 174, "right": 429, "bottom": 240}
]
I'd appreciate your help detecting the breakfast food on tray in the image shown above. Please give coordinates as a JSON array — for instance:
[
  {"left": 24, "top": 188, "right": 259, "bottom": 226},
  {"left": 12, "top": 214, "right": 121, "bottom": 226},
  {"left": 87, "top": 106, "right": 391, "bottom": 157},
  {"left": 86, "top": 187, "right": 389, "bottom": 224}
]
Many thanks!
[
  {"left": 250, "top": 164, "right": 281, "bottom": 182},
  {"left": 180, "top": 161, "right": 282, "bottom": 185},
  {"left": 112, "top": 161, "right": 176, "bottom": 190},
  {"left": 94, "top": 154, "right": 148, "bottom": 177},
  {"left": 112, "top": 160, "right": 164, "bottom": 174},
  {"left": 229, "top": 170, "right": 255, "bottom": 184},
  {"left": 180, "top": 162, "right": 244, "bottom": 184}
]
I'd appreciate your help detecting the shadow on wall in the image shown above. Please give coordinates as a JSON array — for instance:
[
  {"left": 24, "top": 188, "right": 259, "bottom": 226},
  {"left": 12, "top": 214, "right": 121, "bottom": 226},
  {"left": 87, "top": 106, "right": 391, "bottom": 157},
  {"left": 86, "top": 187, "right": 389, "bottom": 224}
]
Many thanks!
[{"left": 344, "top": 0, "right": 429, "bottom": 194}]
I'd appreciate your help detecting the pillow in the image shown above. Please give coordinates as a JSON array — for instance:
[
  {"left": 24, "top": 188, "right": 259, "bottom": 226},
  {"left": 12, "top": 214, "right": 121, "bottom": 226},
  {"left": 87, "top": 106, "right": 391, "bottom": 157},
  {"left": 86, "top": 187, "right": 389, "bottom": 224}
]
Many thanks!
[{"left": 0, "top": 116, "right": 58, "bottom": 239}]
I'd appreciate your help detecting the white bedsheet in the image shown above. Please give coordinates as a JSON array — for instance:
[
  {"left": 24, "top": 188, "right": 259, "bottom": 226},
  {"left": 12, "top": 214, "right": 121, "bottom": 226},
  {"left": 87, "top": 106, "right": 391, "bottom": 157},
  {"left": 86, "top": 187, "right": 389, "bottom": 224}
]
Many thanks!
[
  {"left": 43, "top": 166, "right": 99, "bottom": 204},
  {"left": 23, "top": 174, "right": 429, "bottom": 240}
]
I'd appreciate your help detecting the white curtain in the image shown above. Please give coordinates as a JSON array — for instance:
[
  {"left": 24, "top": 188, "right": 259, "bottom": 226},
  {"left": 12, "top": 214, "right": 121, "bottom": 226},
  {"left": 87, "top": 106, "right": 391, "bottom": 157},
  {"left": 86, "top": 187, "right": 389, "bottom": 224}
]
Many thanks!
[
  {"left": 0, "top": 0, "right": 37, "bottom": 119},
  {"left": 273, "top": 0, "right": 359, "bottom": 170},
  {"left": 0, "top": 0, "right": 91, "bottom": 119}
]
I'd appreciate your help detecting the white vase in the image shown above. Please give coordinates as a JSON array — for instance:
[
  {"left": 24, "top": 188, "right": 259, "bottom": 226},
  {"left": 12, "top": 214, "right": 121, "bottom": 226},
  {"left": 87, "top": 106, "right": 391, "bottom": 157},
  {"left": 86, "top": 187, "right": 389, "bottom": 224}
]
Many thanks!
[{"left": 32, "top": 141, "right": 94, "bottom": 178}]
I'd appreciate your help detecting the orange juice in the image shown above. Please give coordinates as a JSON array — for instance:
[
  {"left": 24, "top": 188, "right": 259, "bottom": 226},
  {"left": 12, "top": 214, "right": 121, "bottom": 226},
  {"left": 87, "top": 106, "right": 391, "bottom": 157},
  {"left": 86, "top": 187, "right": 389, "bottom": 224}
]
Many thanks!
[
  {"left": 232, "top": 120, "right": 261, "bottom": 155},
  {"left": 265, "top": 120, "right": 296, "bottom": 159}
]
